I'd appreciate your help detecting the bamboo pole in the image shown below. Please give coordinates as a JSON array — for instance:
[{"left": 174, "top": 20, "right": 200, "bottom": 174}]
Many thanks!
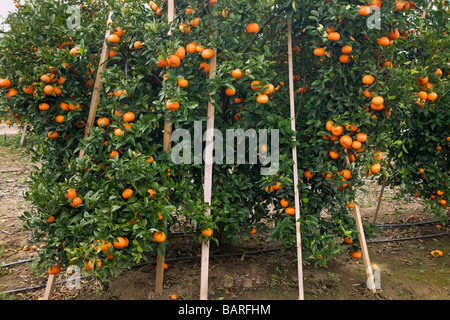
[
  {"left": 199, "top": 48, "right": 217, "bottom": 301},
  {"left": 287, "top": 19, "right": 305, "bottom": 301},
  {"left": 155, "top": 0, "right": 176, "bottom": 295}
]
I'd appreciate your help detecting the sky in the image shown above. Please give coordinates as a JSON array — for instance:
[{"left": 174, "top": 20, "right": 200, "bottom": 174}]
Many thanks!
[{"left": 0, "top": 0, "right": 18, "bottom": 31}]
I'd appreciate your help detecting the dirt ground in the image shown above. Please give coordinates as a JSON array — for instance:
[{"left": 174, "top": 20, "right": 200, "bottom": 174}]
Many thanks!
[{"left": 0, "top": 124, "right": 449, "bottom": 301}]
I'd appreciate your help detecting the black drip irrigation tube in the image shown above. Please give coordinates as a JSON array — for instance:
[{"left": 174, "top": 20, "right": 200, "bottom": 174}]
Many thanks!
[{"left": 1, "top": 220, "right": 448, "bottom": 295}]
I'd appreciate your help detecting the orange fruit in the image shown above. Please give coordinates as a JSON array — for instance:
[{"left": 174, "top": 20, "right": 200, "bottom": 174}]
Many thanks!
[
  {"left": 97, "top": 117, "right": 110, "bottom": 127},
  {"left": 328, "top": 32, "right": 340, "bottom": 41},
  {"left": 304, "top": 170, "right": 314, "bottom": 179},
  {"left": 109, "top": 150, "right": 119, "bottom": 158},
  {"left": 108, "top": 34, "right": 121, "bottom": 44},
  {"left": 48, "top": 131, "right": 60, "bottom": 139},
  {"left": 427, "top": 92, "right": 437, "bottom": 101},
  {"left": 65, "top": 188, "right": 77, "bottom": 199},
  {"left": 122, "top": 188, "right": 133, "bottom": 199},
  {"left": 256, "top": 94, "right": 269, "bottom": 104},
  {"left": 225, "top": 87, "right": 236, "bottom": 96},
  {"left": 168, "top": 55, "right": 181, "bottom": 67},
  {"left": 352, "top": 140, "right": 362, "bottom": 150},
  {"left": 329, "top": 151, "right": 339, "bottom": 159},
  {"left": 43, "top": 85, "right": 54, "bottom": 95},
  {"left": 351, "top": 251, "right": 362, "bottom": 259},
  {"left": 84, "top": 259, "right": 102, "bottom": 271},
  {"left": 186, "top": 43, "right": 198, "bottom": 54},
  {"left": 280, "top": 199, "right": 289, "bottom": 208},
  {"left": 249, "top": 226, "right": 257, "bottom": 235},
  {"left": 250, "top": 80, "right": 260, "bottom": 90},
  {"left": 147, "top": 189, "right": 156, "bottom": 197},
  {"left": 113, "top": 237, "right": 128, "bottom": 249},
  {"left": 246, "top": 23, "right": 260, "bottom": 33},
  {"left": 262, "top": 83, "right": 275, "bottom": 94},
  {"left": 339, "top": 135, "right": 353, "bottom": 149},
  {"left": 40, "top": 74, "right": 52, "bottom": 83},
  {"left": 55, "top": 115, "right": 64, "bottom": 123},
  {"left": 313, "top": 48, "right": 325, "bottom": 57},
  {"left": 377, "top": 37, "right": 390, "bottom": 47},
  {"left": 356, "top": 133, "right": 368, "bottom": 143},
  {"left": 114, "top": 128, "right": 123, "bottom": 137},
  {"left": 153, "top": 231, "right": 166, "bottom": 243},
  {"left": 122, "top": 112, "right": 135, "bottom": 123},
  {"left": 48, "top": 265, "right": 61, "bottom": 275},
  {"left": 344, "top": 236, "right": 353, "bottom": 244},
  {"left": 0, "top": 78, "right": 11, "bottom": 88},
  {"left": 231, "top": 69, "right": 243, "bottom": 79},
  {"left": 358, "top": 5, "right": 371, "bottom": 16},
  {"left": 56, "top": 76, "right": 66, "bottom": 85},
  {"left": 331, "top": 126, "right": 344, "bottom": 136},
  {"left": 166, "top": 100, "right": 180, "bottom": 111},
  {"left": 39, "top": 103, "right": 50, "bottom": 111},
  {"left": 23, "top": 85, "right": 35, "bottom": 94},
  {"left": 46, "top": 216, "right": 55, "bottom": 223},
  {"left": 372, "top": 96, "right": 384, "bottom": 105},
  {"left": 133, "top": 41, "right": 142, "bottom": 49},
  {"left": 285, "top": 207, "right": 295, "bottom": 215},
  {"left": 201, "top": 228, "right": 213, "bottom": 237},
  {"left": 7, "top": 88, "right": 18, "bottom": 98},
  {"left": 362, "top": 75, "right": 375, "bottom": 85},
  {"left": 341, "top": 45, "right": 353, "bottom": 54},
  {"left": 371, "top": 163, "right": 381, "bottom": 174},
  {"left": 177, "top": 79, "right": 189, "bottom": 88},
  {"left": 339, "top": 55, "right": 350, "bottom": 63},
  {"left": 70, "top": 197, "right": 82, "bottom": 208},
  {"left": 198, "top": 62, "right": 210, "bottom": 73},
  {"left": 201, "top": 48, "right": 215, "bottom": 59}
]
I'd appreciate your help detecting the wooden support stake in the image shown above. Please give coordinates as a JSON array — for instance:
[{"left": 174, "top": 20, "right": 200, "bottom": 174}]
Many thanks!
[
  {"left": 43, "top": 274, "right": 57, "bottom": 300},
  {"left": 199, "top": 49, "right": 217, "bottom": 301},
  {"left": 79, "top": 12, "right": 113, "bottom": 160},
  {"left": 20, "top": 122, "right": 27, "bottom": 146},
  {"left": 353, "top": 204, "right": 377, "bottom": 293},
  {"left": 155, "top": 0, "right": 176, "bottom": 295},
  {"left": 287, "top": 19, "right": 305, "bottom": 301}
]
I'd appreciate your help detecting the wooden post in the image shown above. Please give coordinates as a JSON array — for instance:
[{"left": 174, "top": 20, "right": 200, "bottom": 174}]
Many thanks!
[
  {"left": 42, "top": 274, "right": 57, "bottom": 300},
  {"left": 155, "top": 0, "right": 176, "bottom": 295},
  {"left": 344, "top": 151, "right": 376, "bottom": 293},
  {"left": 287, "top": 19, "right": 305, "bottom": 301},
  {"left": 78, "top": 11, "right": 113, "bottom": 160},
  {"left": 353, "top": 204, "right": 377, "bottom": 293},
  {"left": 199, "top": 47, "right": 217, "bottom": 301},
  {"left": 20, "top": 122, "right": 27, "bottom": 146}
]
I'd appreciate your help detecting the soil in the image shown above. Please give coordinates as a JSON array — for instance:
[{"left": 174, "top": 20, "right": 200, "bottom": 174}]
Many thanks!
[{"left": 0, "top": 126, "right": 449, "bottom": 301}]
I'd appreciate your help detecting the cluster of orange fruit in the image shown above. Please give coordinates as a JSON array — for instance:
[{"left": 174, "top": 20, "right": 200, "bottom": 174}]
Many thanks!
[
  {"left": 414, "top": 74, "right": 439, "bottom": 109},
  {"left": 65, "top": 188, "right": 83, "bottom": 208}
]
